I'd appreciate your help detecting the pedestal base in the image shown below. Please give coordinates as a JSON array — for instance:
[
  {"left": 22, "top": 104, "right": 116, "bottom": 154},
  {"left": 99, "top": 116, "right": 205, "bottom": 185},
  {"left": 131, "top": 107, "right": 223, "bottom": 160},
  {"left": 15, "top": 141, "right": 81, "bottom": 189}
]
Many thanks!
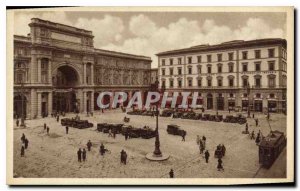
[{"left": 146, "top": 152, "right": 170, "bottom": 161}]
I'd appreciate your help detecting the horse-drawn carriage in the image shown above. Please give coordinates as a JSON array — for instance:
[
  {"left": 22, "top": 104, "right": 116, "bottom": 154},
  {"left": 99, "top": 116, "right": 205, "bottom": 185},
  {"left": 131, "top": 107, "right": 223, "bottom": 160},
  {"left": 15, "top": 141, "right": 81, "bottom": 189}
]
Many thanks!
[
  {"left": 97, "top": 123, "right": 123, "bottom": 133},
  {"left": 122, "top": 125, "right": 156, "bottom": 139},
  {"left": 161, "top": 109, "right": 174, "bottom": 117},
  {"left": 61, "top": 118, "right": 93, "bottom": 129},
  {"left": 167, "top": 124, "right": 186, "bottom": 136},
  {"left": 173, "top": 111, "right": 183, "bottom": 118},
  {"left": 202, "top": 114, "right": 210, "bottom": 121}
]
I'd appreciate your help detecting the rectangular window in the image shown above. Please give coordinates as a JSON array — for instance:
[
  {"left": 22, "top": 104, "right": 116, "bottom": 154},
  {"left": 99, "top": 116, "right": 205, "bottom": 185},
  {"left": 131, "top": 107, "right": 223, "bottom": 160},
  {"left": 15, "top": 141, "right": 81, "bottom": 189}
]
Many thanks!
[
  {"left": 178, "top": 58, "right": 182, "bottom": 65},
  {"left": 228, "top": 52, "right": 234, "bottom": 61},
  {"left": 207, "top": 66, "right": 211, "bottom": 74},
  {"left": 197, "top": 56, "right": 202, "bottom": 63},
  {"left": 198, "top": 66, "right": 202, "bottom": 74},
  {"left": 229, "top": 79, "right": 234, "bottom": 87},
  {"left": 217, "top": 54, "right": 222, "bottom": 62},
  {"left": 255, "top": 50, "right": 261, "bottom": 59},
  {"left": 207, "top": 55, "right": 211, "bottom": 62},
  {"left": 188, "top": 67, "right": 192, "bottom": 74},
  {"left": 243, "top": 79, "right": 248, "bottom": 87},
  {"left": 268, "top": 48, "right": 275, "bottom": 58},
  {"left": 170, "top": 59, "right": 173, "bottom": 65},
  {"left": 255, "top": 62, "right": 261, "bottom": 71},
  {"left": 178, "top": 68, "right": 182, "bottom": 75},
  {"left": 162, "top": 59, "right": 165, "bottom": 66},
  {"left": 207, "top": 79, "right": 212, "bottom": 87},
  {"left": 229, "top": 65, "right": 234, "bottom": 72},
  {"left": 218, "top": 79, "right": 222, "bottom": 87},
  {"left": 197, "top": 79, "right": 202, "bottom": 87},
  {"left": 269, "top": 61, "right": 275, "bottom": 71},
  {"left": 170, "top": 80, "right": 174, "bottom": 87},
  {"left": 218, "top": 65, "right": 222, "bottom": 73},
  {"left": 255, "top": 78, "right": 261, "bottom": 87},
  {"left": 242, "top": 63, "right": 248, "bottom": 72},
  {"left": 188, "top": 79, "right": 193, "bottom": 87},
  {"left": 188, "top": 57, "right": 192, "bottom": 64},
  {"left": 269, "top": 78, "right": 275, "bottom": 87},
  {"left": 178, "top": 80, "right": 182, "bottom": 87},
  {"left": 242, "top": 51, "right": 248, "bottom": 59},
  {"left": 169, "top": 68, "right": 173, "bottom": 75},
  {"left": 162, "top": 69, "right": 165, "bottom": 75}
]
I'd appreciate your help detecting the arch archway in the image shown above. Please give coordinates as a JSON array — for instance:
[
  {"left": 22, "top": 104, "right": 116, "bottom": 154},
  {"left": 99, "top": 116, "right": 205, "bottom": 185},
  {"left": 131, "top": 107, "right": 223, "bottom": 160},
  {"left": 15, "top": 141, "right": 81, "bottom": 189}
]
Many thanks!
[{"left": 14, "top": 95, "right": 27, "bottom": 119}]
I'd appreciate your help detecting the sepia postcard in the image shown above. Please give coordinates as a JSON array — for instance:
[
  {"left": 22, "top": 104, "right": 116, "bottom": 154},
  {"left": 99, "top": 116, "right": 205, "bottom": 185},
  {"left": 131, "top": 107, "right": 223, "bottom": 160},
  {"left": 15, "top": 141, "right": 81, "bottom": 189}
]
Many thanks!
[{"left": 6, "top": 6, "right": 294, "bottom": 185}]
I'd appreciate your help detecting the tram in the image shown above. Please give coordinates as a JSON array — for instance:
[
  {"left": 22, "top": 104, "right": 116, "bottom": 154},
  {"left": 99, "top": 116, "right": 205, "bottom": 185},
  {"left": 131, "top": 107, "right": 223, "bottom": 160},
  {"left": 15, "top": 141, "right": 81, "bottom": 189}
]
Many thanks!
[{"left": 258, "top": 130, "right": 286, "bottom": 168}]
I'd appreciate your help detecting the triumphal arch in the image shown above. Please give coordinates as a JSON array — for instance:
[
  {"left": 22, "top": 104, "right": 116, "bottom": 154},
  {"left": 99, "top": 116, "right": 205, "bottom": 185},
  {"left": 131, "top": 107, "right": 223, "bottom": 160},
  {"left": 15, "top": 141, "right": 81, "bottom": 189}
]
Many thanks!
[{"left": 13, "top": 18, "right": 152, "bottom": 119}]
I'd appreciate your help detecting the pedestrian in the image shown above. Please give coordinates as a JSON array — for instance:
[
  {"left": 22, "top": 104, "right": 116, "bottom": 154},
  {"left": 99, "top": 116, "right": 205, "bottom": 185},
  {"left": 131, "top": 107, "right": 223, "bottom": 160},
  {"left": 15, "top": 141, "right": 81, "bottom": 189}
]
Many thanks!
[
  {"left": 182, "top": 131, "right": 186, "bottom": 142},
  {"left": 77, "top": 148, "right": 82, "bottom": 162},
  {"left": 66, "top": 126, "right": 69, "bottom": 134},
  {"left": 250, "top": 131, "right": 255, "bottom": 140},
  {"left": 221, "top": 144, "right": 226, "bottom": 157},
  {"left": 252, "top": 113, "right": 255, "bottom": 118},
  {"left": 202, "top": 135, "right": 206, "bottom": 142},
  {"left": 87, "top": 140, "right": 92, "bottom": 151},
  {"left": 108, "top": 129, "right": 113, "bottom": 137},
  {"left": 47, "top": 127, "right": 50, "bottom": 135},
  {"left": 169, "top": 169, "right": 174, "bottom": 178},
  {"left": 199, "top": 140, "right": 204, "bottom": 154},
  {"left": 255, "top": 119, "right": 258, "bottom": 127},
  {"left": 125, "top": 131, "right": 128, "bottom": 140},
  {"left": 255, "top": 134, "right": 260, "bottom": 145},
  {"left": 16, "top": 119, "right": 19, "bottom": 127},
  {"left": 24, "top": 138, "right": 29, "bottom": 149},
  {"left": 82, "top": 148, "right": 86, "bottom": 162},
  {"left": 245, "top": 123, "right": 249, "bottom": 133},
  {"left": 217, "top": 158, "right": 224, "bottom": 171},
  {"left": 196, "top": 135, "right": 200, "bottom": 145},
  {"left": 100, "top": 143, "right": 105, "bottom": 156},
  {"left": 57, "top": 115, "right": 59, "bottom": 122},
  {"left": 21, "top": 133, "right": 26, "bottom": 143},
  {"left": 205, "top": 150, "right": 210, "bottom": 163},
  {"left": 258, "top": 130, "right": 261, "bottom": 138},
  {"left": 21, "top": 146, "right": 25, "bottom": 157},
  {"left": 44, "top": 123, "right": 46, "bottom": 131},
  {"left": 113, "top": 129, "right": 116, "bottom": 139}
]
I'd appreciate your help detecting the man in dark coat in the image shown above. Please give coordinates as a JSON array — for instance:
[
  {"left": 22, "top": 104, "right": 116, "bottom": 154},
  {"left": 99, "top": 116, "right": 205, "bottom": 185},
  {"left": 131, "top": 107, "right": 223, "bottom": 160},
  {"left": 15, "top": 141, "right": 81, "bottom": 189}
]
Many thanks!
[
  {"left": 120, "top": 149, "right": 127, "bottom": 164},
  {"left": 66, "top": 126, "right": 69, "bottom": 134},
  {"left": 250, "top": 131, "right": 255, "bottom": 140},
  {"left": 44, "top": 123, "right": 47, "bottom": 131},
  {"left": 21, "top": 146, "right": 25, "bottom": 157},
  {"left": 221, "top": 144, "right": 226, "bottom": 157},
  {"left": 87, "top": 140, "right": 92, "bottom": 151},
  {"left": 252, "top": 113, "right": 255, "bottom": 118},
  {"left": 24, "top": 138, "right": 29, "bottom": 149},
  {"left": 245, "top": 123, "right": 249, "bottom": 133},
  {"left": 169, "top": 169, "right": 174, "bottom": 178},
  {"left": 16, "top": 119, "right": 19, "bottom": 127},
  {"left": 77, "top": 148, "right": 82, "bottom": 162},
  {"left": 47, "top": 127, "right": 50, "bottom": 135},
  {"left": 205, "top": 150, "right": 210, "bottom": 163},
  {"left": 82, "top": 148, "right": 86, "bottom": 162},
  {"left": 217, "top": 158, "right": 224, "bottom": 171},
  {"left": 255, "top": 119, "right": 259, "bottom": 127},
  {"left": 21, "top": 133, "right": 26, "bottom": 143},
  {"left": 182, "top": 131, "right": 186, "bottom": 142},
  {"left": 100, "top": 143, "right": 105, "bottom": 156},
  {"left": 255, "top": 135, "right": 261, "bottom": 145}
]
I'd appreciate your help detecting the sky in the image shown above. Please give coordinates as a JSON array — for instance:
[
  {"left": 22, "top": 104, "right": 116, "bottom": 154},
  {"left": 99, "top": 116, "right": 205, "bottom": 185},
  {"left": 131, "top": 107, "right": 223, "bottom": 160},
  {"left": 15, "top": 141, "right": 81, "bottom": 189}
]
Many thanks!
[{"left": 13, "top": 11, "right": 287, "bottom": 68}]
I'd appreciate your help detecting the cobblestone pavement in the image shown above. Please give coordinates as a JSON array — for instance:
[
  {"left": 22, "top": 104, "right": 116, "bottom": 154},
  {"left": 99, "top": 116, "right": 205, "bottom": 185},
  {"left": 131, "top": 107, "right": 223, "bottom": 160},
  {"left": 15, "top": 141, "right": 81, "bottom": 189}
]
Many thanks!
[{"left": 12, "top": 109, "right": 287, "bottom": 178}]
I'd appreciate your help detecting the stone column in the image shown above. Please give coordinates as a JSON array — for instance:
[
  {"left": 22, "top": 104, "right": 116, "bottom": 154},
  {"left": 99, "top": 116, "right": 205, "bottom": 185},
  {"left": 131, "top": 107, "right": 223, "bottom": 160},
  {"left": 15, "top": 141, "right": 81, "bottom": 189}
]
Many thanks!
[
  {"left": 48, "top": 91, "right": 52, "bottom": 116},
  {"left": 91, "top": 91, "right": 94, "bottom": 112},
  {"left": 48, "top": 59, "right": 52, "bottom": 84},
  {"left": 37, "top": 58, "right": 41, "bottom": 83},
  {"left": 37, "top": 92, "right": 42, "bottom": 118},
  {"left": 83, "top": 62, "right": 87, "bottom": 85},
  {"left": 30, "top": 89, "right": 37, "bottom": 119},
  {"left": 91, "top": 64, "right": 94, "bottom": 85},
  {"left": 83, "top": 91, "right": 87, "bottom": 113}
]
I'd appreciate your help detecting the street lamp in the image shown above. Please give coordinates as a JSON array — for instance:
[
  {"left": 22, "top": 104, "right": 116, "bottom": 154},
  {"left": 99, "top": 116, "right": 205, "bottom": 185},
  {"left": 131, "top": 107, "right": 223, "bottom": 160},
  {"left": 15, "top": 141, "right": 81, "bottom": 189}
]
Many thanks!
[
  {"left": 246, "top": 82, "right": 251, "bottom": 118},
  {"left": 146, "top": 77, "right": 169, "bottom": 161}
]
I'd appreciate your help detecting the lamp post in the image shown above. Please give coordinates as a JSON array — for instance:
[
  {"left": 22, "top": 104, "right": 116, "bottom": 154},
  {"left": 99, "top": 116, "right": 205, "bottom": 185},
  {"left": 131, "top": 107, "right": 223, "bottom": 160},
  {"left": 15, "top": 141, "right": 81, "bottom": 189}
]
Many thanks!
[
  {"left": 146, "top": 77, "right": 169, "bottom": 161},
  {"left": 246, "top": 82, "right": 251, "bottom": 118}
]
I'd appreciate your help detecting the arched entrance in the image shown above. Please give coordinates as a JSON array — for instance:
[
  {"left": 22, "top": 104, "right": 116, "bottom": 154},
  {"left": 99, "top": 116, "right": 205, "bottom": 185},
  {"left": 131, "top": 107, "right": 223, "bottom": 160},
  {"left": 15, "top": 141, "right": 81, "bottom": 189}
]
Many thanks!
[
  {"left": 207, "top": 93, "right": 213, "bottom": 110},
  {"left": 53, "top": 65, "right": 80, "bottom": 113},
  {"left": 14, "top": 95, "right": 27, "bottom": 118}
]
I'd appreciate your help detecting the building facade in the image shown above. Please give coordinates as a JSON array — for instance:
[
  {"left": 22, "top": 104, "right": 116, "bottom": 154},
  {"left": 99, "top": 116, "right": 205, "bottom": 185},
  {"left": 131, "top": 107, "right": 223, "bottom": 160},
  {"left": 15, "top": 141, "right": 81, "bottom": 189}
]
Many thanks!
[
  {"left": 150, "top": 68, "right": 158, "bottom": 83},
  {"left": 156, "top": 39, "right": 287, "bottom": 113},
  {"left": 14, "top": 18, "right": 152, "bottom": 119}
]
